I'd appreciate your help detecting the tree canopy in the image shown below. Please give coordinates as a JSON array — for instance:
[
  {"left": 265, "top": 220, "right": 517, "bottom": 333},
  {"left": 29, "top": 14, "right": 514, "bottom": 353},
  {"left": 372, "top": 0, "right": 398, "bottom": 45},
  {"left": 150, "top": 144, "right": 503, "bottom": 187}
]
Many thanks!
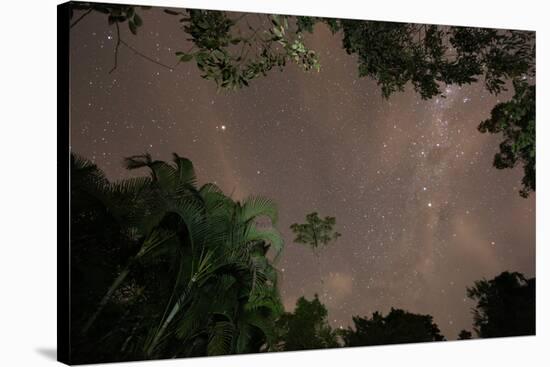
[
  {"left": 341, "top": 308, "right": 445, "bottom": 346},
  {"left": 290, "top": 212, "right": 341, "bottom": 252},
  {"left": 467, "top": 271, "right": 535, "bottom": 338},
  {"left": 457, "top": 329, "right": 473, "bottom": 340},
  {"left": 478, "top": 80, "right": 535, "bottom": 197},
  {"left": 274, "top": 295, "right": 340, "bottom": 351}
]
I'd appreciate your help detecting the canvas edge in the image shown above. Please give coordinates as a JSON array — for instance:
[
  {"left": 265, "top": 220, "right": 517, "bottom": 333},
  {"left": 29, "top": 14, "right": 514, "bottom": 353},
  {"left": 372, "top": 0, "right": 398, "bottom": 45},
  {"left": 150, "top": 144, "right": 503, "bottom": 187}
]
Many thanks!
[{"left": 58, "top": 1, "right": 71, "bottom": 365}]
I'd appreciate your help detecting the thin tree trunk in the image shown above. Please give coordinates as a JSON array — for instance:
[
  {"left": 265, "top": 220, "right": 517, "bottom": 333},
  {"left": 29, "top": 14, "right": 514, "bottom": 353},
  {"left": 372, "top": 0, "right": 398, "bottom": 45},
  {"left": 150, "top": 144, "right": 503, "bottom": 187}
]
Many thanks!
[
  {"left": 316, "top": 250, "right": 324, "bottom": 285},
  {"left": 146, "top": 284, "right": 191, "bottom": 356},
  {"left": 83, "top": 266, "right": 131, "bottom": 334}
]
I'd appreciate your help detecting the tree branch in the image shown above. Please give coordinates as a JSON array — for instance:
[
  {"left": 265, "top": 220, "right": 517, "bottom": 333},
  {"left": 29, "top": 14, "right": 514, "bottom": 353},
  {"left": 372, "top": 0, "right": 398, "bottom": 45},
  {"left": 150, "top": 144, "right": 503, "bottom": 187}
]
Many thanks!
[
  {"left": 109, "top": 21, "right": 178, "bottom": 74},
  {"left": 109, "top": 22, "right": 122, "bottom": 74},
  {"left": 120, "top": 40, "right": 177, "bottom": 71},
  {"left": 232, "top": 13, "right": 248, "bottom": 24},
  {"left": 71, "top": 8, "right": 93, "bottom": 29}
]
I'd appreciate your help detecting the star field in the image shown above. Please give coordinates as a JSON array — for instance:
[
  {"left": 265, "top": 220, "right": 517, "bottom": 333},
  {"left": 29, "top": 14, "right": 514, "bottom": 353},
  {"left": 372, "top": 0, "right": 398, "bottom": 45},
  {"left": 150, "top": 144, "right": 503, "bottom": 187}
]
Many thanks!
[{"left": 70, "top": 8, "right": 535, "bottom": 339}]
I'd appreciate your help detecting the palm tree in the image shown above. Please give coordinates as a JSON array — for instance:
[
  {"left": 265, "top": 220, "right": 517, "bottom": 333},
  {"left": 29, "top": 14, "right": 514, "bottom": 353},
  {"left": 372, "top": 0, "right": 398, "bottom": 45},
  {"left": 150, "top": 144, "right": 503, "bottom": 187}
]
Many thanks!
[{"left": 71, "top": 153, "right": 285, "bottom": 362}]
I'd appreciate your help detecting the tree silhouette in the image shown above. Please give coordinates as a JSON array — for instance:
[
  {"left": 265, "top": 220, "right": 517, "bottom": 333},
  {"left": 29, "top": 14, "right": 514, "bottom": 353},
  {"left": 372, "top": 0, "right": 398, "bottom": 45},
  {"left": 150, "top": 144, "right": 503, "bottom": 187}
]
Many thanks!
[
  {"left": 290, "top": 212, "right": 341, "bottom": 252},
  {"left": 303, "top": 20, "right": 534, "bottom": 99},
  {"left": 478, "top": 80, "right": 535, "bottom": 197},
  {"left": 458, "top": 329, "right": 473, "bottom": 340},
  {"left": 300, "top": 19, "right": 535, "bottom": 197},
  {"left": 275, "top": 295, "right": 340, "bottom": 351},
  {"left": 290, "top": 212, "right": 341, "bottom": 285},
  {"left": 341, "top": 308, "right": 445, "bottom": 346},
  {"left": 467, "top": 271, "right": 535, "bottom": 338},
  {"left": 70, "top": 4, "right": 320, "bottom": 86}
]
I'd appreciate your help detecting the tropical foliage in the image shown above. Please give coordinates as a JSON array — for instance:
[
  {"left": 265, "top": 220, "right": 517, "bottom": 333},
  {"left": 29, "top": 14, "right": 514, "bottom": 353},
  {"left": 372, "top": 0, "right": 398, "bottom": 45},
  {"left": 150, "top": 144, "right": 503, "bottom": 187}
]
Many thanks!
[{"left": 71, "top": 153, "right": 285, "bottom": 363}]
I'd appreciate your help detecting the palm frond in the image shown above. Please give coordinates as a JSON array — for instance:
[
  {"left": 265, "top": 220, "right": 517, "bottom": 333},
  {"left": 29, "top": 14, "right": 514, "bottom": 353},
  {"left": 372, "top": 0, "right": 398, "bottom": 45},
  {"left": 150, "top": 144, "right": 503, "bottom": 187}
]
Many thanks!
[
  {"left": 239, "top": 196, "right": 278, "bottom": 225},
  {"left": 71, "top": 153, "right": 109, "bottom": 190},
  {"left": 246, "top": 226, "right": 284, "bottom": 260},
  {"left": 172, "top": 153, "right": 198, "bottom": 189},
  {"left": 108, "top": 176, "right": 152, "bottom": 197},
  {"left": 207, "top": 320, "right": 234, "bottom": 356},
  {"left": 124, "top": 153, "right": 153, "bottom": 170},
  {"left": 199, "top": 182, "right": 224, "bottom": 195},
  {"left": 136, "top": 229, "right": 177, "bottom": 259}
]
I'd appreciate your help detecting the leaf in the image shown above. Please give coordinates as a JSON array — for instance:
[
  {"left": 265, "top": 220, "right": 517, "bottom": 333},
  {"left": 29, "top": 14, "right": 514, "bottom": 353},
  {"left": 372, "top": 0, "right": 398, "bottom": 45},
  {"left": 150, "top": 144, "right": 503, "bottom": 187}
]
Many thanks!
[
  {"left": 207, "top": 320, "right": 234, "bottom": 355},
  {"left": 179, "top": 53, "right": 194, "bottom": 62},
  {"left": 133, "top": 13, "right": 143, "bottom": 27},
  {"left": 240, "top": 196, "right": 278, "bottom": 224},
  {"left": 272, "top": 27, "right": 283, "bottom": 39},
  {"left": 246, "top": 227, "right": 284, "bottom": 260},
  {"left": 128, "top": 21, "right": 137, "bottom": 35},
  {"left": 95, "top": 6, "right": 111, "bottom": 14},
  {"left": 164, "top": 9, "right": 180, "bottom": 15}
]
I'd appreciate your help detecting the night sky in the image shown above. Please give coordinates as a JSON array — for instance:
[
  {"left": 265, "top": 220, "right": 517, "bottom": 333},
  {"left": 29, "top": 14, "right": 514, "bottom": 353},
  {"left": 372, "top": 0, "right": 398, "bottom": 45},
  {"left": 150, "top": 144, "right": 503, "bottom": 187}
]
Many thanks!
[{"left": 69, "top": 7, "right": 535, "bottom": 340}]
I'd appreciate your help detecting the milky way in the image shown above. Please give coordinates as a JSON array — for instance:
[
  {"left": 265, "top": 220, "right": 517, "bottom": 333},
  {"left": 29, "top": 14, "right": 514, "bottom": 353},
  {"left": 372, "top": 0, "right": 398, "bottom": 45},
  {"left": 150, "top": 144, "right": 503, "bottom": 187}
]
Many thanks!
[{"left": 69, "top": 7, "right": 535, "bottom": 339}]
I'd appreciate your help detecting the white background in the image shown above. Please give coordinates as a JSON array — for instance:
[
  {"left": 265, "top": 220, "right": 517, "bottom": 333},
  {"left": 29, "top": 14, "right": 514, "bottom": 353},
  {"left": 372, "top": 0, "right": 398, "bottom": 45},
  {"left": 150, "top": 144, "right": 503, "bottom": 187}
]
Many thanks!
[{"left": 0, "top": 0, "right": 547, "bottom": 365}]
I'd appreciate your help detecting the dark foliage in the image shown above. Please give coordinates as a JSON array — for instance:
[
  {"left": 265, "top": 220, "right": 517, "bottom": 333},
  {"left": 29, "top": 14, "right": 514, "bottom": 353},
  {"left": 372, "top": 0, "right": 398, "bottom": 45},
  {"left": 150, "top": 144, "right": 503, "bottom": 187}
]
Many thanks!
[
  {"left": 275, "top": 295, "right": 340, "bottom": 350},
  {"left": 467, "top": 271, "right": 535, "bottom": 338},
  {"left": 70, "top": 153, "right": 285, "bottom": 363},
  {"left": 298, "top": 18, "right": 534, "bottom": 99},
  {"left": 70, "top": 2, "right": 150, "bottom": 34},
  {"left": 458, "top": 329, "right": 473, "bottom": 340},
  {"left": 341, "top": 308, "right": 445, "bottom": 346},
  {"left": 290, "top": 212, "right": 341, "bottom": 251},
  {"left": 478, "top": 80, "right": 535, "bottom": 197}
]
